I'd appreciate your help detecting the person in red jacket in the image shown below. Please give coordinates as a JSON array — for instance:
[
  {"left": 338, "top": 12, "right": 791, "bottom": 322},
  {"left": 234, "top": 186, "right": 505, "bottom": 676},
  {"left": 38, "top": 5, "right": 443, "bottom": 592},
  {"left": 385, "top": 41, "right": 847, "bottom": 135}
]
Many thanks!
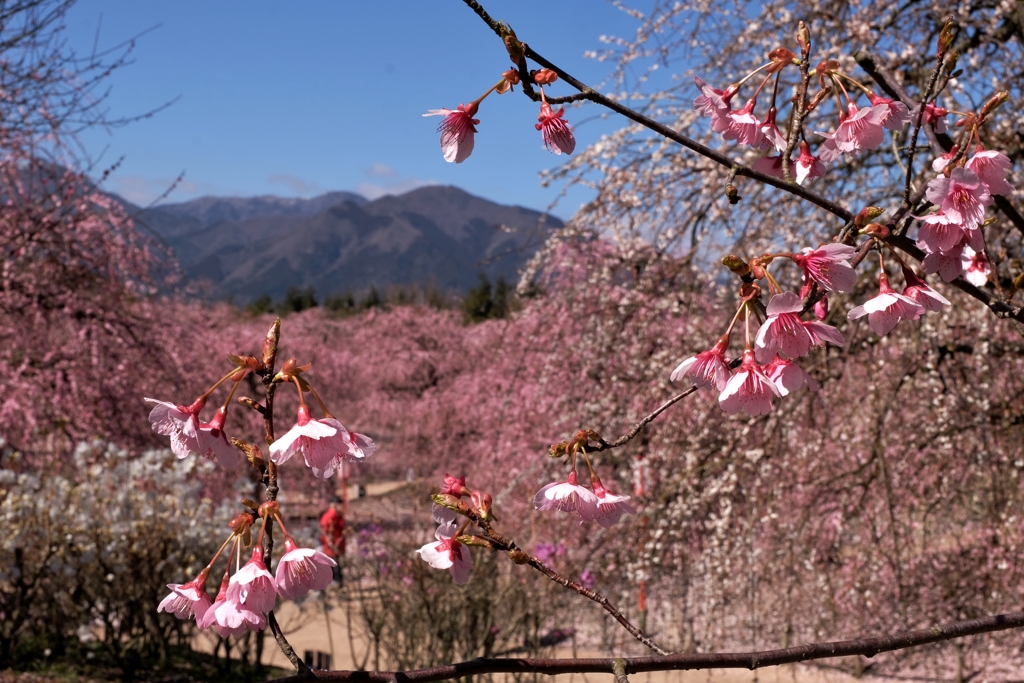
[{"left": 320, "top": 494, "right": 345, "bottom": 584}]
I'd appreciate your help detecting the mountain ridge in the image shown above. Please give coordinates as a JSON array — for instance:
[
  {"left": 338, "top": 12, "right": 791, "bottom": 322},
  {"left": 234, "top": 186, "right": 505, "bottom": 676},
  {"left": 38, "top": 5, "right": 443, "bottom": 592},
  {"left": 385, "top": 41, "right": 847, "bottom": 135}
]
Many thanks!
[{"left": 130, "top": 186, "right": 559, "bottom": 302}]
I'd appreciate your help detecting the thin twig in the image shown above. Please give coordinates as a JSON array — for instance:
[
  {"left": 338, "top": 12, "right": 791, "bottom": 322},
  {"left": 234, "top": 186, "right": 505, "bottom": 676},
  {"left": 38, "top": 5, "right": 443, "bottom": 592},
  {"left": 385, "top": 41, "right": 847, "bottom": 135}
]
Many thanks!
[
  {"left": 901, "top": 47, "right": 947, "bottom": 209},
  {"left": 264, "top": 610, "right": 1024, "bottom": 683},
  {"left": 467, "top": 514, "right": 669, "bottom": 655},
  {"left": 594, "top": 386, "right": 699, "bottom": 452}
]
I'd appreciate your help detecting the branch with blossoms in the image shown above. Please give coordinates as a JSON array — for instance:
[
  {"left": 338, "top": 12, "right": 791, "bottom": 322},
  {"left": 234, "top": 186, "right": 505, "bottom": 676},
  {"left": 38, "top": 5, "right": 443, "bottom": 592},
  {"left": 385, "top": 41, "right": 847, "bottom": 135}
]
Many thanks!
[{"left": 146, "top": 319, "right": 377, "bottom": 671}]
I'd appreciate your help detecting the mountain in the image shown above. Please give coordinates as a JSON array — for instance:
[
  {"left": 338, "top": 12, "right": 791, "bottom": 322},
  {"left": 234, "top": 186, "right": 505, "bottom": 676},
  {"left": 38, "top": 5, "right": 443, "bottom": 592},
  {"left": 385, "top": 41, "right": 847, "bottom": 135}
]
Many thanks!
[{"left": 131, "top": 187, "right": 559, "bottom": 302}]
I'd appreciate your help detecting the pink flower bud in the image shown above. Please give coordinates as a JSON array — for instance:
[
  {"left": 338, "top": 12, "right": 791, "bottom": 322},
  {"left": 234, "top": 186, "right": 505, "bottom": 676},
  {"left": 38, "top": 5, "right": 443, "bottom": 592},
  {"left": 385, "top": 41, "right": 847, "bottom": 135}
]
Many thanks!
[{"left": 814, "top": 296, "right": 828, "bottom": 320}]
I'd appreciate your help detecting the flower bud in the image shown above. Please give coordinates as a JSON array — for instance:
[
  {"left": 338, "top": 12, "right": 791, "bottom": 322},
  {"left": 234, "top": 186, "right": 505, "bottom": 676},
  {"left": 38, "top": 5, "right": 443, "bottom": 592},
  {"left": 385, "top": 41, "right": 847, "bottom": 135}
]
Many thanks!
[
  {"left": 548, "top": 441, "right": 570, "bottom": 458},
  {"left": 722, "top": 254, "right": 751, "bottom": 278},
  {"left": 231, "top": 438, "right": 265, "bottom": 470},
  {"left": 980, "top": 91, "right": 1009, "bottom": 118},
  {"left": 508, "top": 549, "right": 531, "bottom": 564},
  {"left": 797, "top": 22, "right": 810, "bottom": 58},
  {"left": 862, "top": 222, "right": 890, "bottom": 238},
  {"left": 725, "top": 184, "right": 740, "bottom": 204},
  {"left": 814, "top": 296, "right": 829, "bottom": 321},
  {"left": 937, "top": 19, "right": 958, "bottom": 55},
  {"left": 262, "top": 318, "right": 280, "bottom": 367},
  {"left": 854, "top": 206, "right": 885, "bottom": 227},
  {"left": 457, "top": 535, "right": 496, "bottom": 548},
  {"left": 229, "top": 512, "right": 254, "bottom": 536},
  {"left": 500, "top": 24, "right": 526, "bottom": 63},
  {"left": 470, "top": 490, "right": 493, "bottom": 520}
]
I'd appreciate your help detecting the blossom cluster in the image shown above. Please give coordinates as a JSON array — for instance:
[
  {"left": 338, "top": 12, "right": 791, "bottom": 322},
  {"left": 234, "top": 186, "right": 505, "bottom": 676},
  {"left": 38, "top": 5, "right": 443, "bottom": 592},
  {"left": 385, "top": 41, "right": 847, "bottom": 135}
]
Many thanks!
[
  {"left": 159, "top": 516, "right": 336, "bottom": 638},
  {"left": 425, "top": 64, "right": 575, "bottom": 163},
  {"left": 146, "top": 356, "right": 374, "bottom": 480}
]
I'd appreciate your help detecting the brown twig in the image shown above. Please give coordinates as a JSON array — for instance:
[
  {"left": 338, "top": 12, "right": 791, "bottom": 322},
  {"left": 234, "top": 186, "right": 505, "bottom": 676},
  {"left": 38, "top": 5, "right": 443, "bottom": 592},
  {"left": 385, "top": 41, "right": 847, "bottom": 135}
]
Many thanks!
[
  {"left": 465, "top": 513, "right": 669, "bottom": 655},
  {"left": 257, "top": 318, "right": 308, "bottom": 673},
  {"left": 264, "top": 610, "right": 1024, "bottom": 683},
  {"left": 593, "top": 386, "right": 699, "bottom": 452},
  {"left": 901, "top": 43, "right": 947, "bottom": 210}
]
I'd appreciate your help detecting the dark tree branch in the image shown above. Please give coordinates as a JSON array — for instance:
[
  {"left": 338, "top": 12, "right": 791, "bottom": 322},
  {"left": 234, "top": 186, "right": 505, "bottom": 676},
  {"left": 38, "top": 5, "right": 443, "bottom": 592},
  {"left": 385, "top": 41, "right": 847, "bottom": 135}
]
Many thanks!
[
  {"left": 265, "top": 611, "right": 1024, "bottom": 683},
  {"left": 460, "top": 0, "right": 855, "bottom": 223}
]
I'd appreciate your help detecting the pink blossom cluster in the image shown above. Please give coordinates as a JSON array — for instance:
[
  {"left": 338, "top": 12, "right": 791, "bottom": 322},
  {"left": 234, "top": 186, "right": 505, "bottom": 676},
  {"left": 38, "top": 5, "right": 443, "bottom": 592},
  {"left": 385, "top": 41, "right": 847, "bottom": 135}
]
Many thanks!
[
  {"left": 534, "top": 470, "right": 636, "bottom": 528},
  {"left": 916, "top": 148, "right": 1011, "bottom": 286},
  {"left": 270, "top": 403, "right": 376, "bottom": 479},
  {"left": 694, "top": 69, "right": 911, "bottom": 185},
  {"left": 158, "top": 537, "right": 335, "bottom": 638},
  {"left": 671, "top": 246, "right": 852, "bottom": 416},
  {"left": 425, "top": 68, "right": 574, "bottom": 163}
]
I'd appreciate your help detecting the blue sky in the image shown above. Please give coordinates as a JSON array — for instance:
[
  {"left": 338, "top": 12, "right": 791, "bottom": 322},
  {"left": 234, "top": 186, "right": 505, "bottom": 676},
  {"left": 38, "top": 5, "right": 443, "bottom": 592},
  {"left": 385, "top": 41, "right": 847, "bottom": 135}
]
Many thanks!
[{"left": 63, "top": 1, "right": 645, "bottom": 218}]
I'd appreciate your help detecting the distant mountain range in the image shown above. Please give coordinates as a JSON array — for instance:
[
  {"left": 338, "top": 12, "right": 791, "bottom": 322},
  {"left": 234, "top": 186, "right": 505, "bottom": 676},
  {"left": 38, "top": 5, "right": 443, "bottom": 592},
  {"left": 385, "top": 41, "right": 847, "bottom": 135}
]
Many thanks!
[{"left": 127, "top": 186, "right": 561, "bottom": 302}]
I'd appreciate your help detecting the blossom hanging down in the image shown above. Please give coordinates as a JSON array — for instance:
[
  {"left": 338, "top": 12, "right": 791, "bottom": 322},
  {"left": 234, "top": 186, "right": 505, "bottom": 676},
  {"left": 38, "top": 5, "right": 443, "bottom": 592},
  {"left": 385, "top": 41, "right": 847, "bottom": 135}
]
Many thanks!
[
  {"left": 965, "top": 149, "right": 1014, "bottom": 196},
  {"left": 270, "top": 404, "right": 342, "bottom": 467},
  {"left": 754, "top": 291, "right": 844, "bottom": 363},
  {"left": 718, "top": 349, "right": 780, "bottom": 416},
  {"left": 765, "top": 357, "right": 819, "bottom": 396},
  {"left": 866, "top": 92, "right": 912, "bottom": 130},
  {"left": 274, "top": 538, "right": 336, "bottom": 600},
  {"left": 424, "top": 103, "right": 479, "bottom": 163},
  {"left": 228, "top": 546, "right": 278, "bottom": 615},
  {"left": 533, "top": 470, "right": 599, "bottom": 522},
  {"left": 900, "top": 265, "right": 950, "bottom": 317},
  {"left": 670, "top": 336, "right": 730, "bottom": 390},
  {"left": 536, "top": 98, "right": 575, "bottom": 155},
  {"left": 591, "top": 483, "right": 637, "bottom": 528},
  {"left": 197, "top": 407, "right": 239, "bottom": 468},
  {"left": 145, "top": 398, "right": 203, "bottom": 460},
  {"left": 416, "top": 506, "right": 473, "bottom": 585},
  {"left": 157, "top": 569, "right": 212, "bottom": 622},
  {"left": 304, "top": 416, "right": 376, "bottom": 479},
  {"left": 961, "top": 246, "right": 992, "bottom": 287},
  {"left": 199, "top": 572, "right": 265, "bottom": 638},
  {"left": 847, "top": 272, "right": 924, "bottom": 336}
]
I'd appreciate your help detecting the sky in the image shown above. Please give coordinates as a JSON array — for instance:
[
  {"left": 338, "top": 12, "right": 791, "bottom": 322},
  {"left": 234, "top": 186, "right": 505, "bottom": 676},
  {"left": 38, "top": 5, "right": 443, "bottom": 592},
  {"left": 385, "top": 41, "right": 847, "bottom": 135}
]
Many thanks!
[{"left": 62, "top": 1, "right": 646, "bottom": 218}]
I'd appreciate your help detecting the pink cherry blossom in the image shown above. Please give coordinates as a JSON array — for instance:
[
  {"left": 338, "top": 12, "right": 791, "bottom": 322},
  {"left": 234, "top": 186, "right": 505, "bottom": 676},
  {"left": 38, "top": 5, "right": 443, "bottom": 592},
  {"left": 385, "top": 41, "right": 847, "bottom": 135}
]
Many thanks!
[
  {"left": 303, "top": 416, "right": 376, "bottom": 478},
  {"left": 533, "top": 470, "right": 599, "bottom": 522},
  {"left": 670, "top": 336, "right": 730, "bottom": 390},
  {"left": 423, "top": 103, "right": 479, "bottom": 164},
  {"left": 925, "top": 167, "right": 991, "bottom": 231},
  {"left": 966, "top": 149, "right": 1014, "bottom": 196},
  {"left": 274, "top": 538, "right": 336, "bottom": 600},
  {"left": 269, "top": 404, "right": 339, "bottom": 466},
  {"left": 592, "top": 484, "right": 637, "bottom": 528},
  {"left": 814, "top": 296, "right": 828, "bottom": 321},
  {"left": 718, "top": 349, "right": 780, "bottom": 416},
  {"left": 157, "top": 571, "right": 211, "bottom": 621},
  {"left": 795, "top": 141, "right": 826, "bottom": 184},
  {"left": 793, "top": 243, "right": 858, "bottom": 293},
  {"left": 911, "top": 102, "right": 948, "bottom": 134},
  {"left": 416, "top": 515, "right": 473, "bottom": 585},
  {"left": 227, "top": 546, "right": 277, "bottom": 615},
  {"left": 760, "top": 107, "right": 787, "bottom": 152},
  {"left": 765, "top": 357, "right": 819, "bottom": 396},
  {"left": 720, "top": 100, "right": 769, "bottom": 148},
  {"left": 961, "top": 246, "right": 992, "bottom": 287},
  {"left": 900, "top": 266, "right": 950, "bottom": 317},
  {"left": 921, "top": 239, "right": 966, "bottom": 282},
  {"left": 915, "top": 212, "right": 964, "bottom": 253},
  {"left": 847, "top": 272, "right": 925, "bottom": 336},
  {"left": 867, "top": 92, "right": 912, "bottom": 130},
  {"left": 536, "top": 101, "right": 575, "bottom": 155},
  {"left": 816, "top": 103, "right": 886, "bottom": 162},
  {"left": 196, "top": 407, "right": 238, "bottom": 468},
  {"left": 754, "top": 291, "right": 844, "bottom": 363},
  {"left": 145, "top": 398, "right": 202, "bottom": 460},
  {"left": 692, "top": 76, "right": 734, "bottom": 118},
  {"left": 932, "top": 148, "right": 956, "bottom": 173},
  {"left": 440, "top": 473, "right": 469, "bottom": 497},
  {"left": 198, "top": 573, "right": 265, "bottom": 638}
]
